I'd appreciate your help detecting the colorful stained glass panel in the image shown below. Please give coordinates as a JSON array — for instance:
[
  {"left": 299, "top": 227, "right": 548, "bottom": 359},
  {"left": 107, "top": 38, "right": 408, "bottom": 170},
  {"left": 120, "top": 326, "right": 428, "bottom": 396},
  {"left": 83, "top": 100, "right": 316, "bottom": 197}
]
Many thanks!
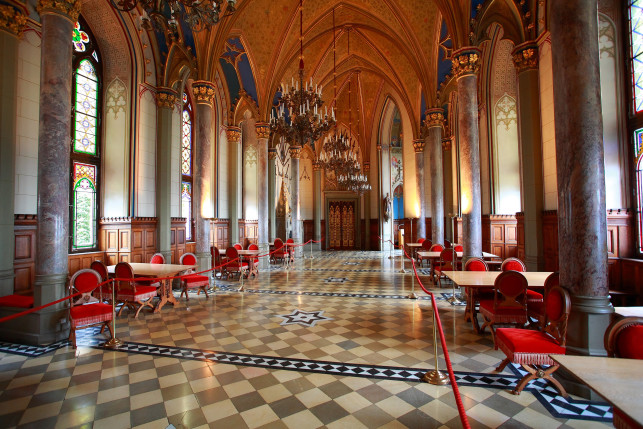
[
  {"left": 631, "top": 1, "right": 643, "bottom": 112},
  {"left": 72, "top": 162, "right": 97, "bottom": 250},
  {"left": 182, "top": 109, "right": 192, "bottom": 176},
  {"left": 636, "top": 128, "right": 643, "bottom": 158},
  {"left": 74, "top": 60, "right": 98, "bottom": 155},
  {"left": 72, "top": 21, "right": 90, "bottom": 52},
  {"left": 182, "top": 182, "right": 192, "bottom": 241}
]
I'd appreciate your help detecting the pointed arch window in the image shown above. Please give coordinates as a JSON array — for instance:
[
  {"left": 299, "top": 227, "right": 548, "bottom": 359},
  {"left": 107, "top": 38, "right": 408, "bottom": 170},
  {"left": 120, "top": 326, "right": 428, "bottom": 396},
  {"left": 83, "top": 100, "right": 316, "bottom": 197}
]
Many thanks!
[
  {"left": 70, "top": 17, "right": 101, "bottom": 252},
  {"left": 182, "top": 92, "right": 194, "bottom": 241},
  {"left": 629, "top": 2, "right": 643, "bottom": 255}
]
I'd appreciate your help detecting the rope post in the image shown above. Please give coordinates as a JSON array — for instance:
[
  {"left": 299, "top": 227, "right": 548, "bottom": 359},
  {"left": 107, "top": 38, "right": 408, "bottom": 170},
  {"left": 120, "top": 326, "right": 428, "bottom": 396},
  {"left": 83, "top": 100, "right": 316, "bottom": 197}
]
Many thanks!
[
  {"left": 308, "top": 240, "right": 314, "bottom": 259},
  {"left": 423, "top": 309, "right": 448, "bottom": 385},
  {"left": 238, "top": 260, "right": 245, "bottom": 292},
  {"left": 399, "top": 245, "right": 407, "bottom": 273},
  {"left": 104, "top": 280, "right": 123, "bottom": 348}
]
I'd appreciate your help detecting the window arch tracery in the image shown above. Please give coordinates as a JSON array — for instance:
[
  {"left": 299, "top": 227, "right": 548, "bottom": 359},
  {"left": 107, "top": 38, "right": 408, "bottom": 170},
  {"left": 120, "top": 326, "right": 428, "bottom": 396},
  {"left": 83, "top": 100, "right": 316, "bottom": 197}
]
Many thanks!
[{"left": 182, "top": 92, "right": 194, "bottom": 241}]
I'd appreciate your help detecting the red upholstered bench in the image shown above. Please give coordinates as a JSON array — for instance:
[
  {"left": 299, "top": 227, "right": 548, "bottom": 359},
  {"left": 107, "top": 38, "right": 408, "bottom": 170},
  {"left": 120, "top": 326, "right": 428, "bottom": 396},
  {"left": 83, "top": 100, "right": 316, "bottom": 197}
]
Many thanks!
[{"left": 0, "top": 294, "right": 34, "bottom": 308}]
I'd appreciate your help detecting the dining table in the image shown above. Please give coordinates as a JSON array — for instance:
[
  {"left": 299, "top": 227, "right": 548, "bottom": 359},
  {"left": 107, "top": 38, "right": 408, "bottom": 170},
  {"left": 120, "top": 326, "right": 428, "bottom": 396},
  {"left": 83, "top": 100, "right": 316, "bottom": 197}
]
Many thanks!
[
  {"left": 416, "top": 251, "right": 501, "bottom": 274},
  {"left": 550, "top": 354, "right": 643, "bottom": 428},
  {"left": 237, "top": 249, "right": 260, "bottom": 278},
  {"left": 441, "top": 270, "right": 553, "bottom": 332},
  {"left": 108, "top": 263, "right": 196, "bottom": 312}
]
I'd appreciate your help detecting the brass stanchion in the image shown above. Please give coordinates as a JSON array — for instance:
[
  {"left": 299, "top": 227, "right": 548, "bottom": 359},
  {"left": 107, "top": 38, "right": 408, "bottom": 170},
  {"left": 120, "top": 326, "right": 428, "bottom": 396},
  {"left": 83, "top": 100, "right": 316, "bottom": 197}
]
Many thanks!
[
  {"left": 238, "top": 259, "right": 245, "bottom": 292},
  {"left": 104, "top": 280, "right": 123, "bottom": 348},
  {"left": 422, "top": 308, "right": 448, "bottom": 385},
  {"left": 308, "top": 240, "right": 314, "bottom": 259},
  {"left": 408, "top": 265, "right": 417, "bottom": 299},
  {"left": 399, "top": 246, "right": 407, "bottom": 273},
  {"left": 447, "top": 251, "right": 461, "bottom": 304}
]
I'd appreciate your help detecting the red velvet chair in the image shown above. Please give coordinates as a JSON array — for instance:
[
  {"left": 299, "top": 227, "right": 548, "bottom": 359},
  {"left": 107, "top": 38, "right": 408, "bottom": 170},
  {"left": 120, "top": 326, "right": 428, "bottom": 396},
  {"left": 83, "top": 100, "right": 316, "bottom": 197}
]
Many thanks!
[
  {"left": 179, "top": 253, "right": 210, "bottom": 300},
  {"left": 444, "top": 239, "right": 452, "bottom": 249},
  {"left": 463, "top": 257, "right": 490, "bottom": 323},
  {"left": 248, "top": 243, "right": 260, "bottom": 270},
  {"left": 233, "top": 243, "right": 243, "bottom": 250},
  {"left": 90, "top": 260, "right": 112, "bottom": 302},
  {"left": 271, "top": 238, "right": 287, "bottom": 264},
  {"left": 417, "top": 239, "right": 433, "bottom": 266},
  {"left": 501, "top": 257, "right": 526, "bottom": 272},
  {"left": 150, "top": 253, "right": 165, "bottom": 264},
  {"left": 114, "top": 262, "right": 158, "bottom": 318},
  {"left": 435, "top": 248, "right": 456, "bottom": 287},
  {"left": 464, "top": 257, "right": 488, "bottom": 272},
  {"left": 454, "top": 244, "right": 463, "bottom": 252},
  {"left": 417, "top": 238, "right": 425, "bottom": 244},
  {"left": 226, "top": 246, "right": 249, "bottom": 279},
  {"left": 429, "top": 244, "right": 445, "bottom": 279},
  {"left": 527, "top": 272, "right": 559, "bottom": 328},
  {"left": 479, "top": 271, "right": 529, "bottom": 345},
  {"left": 68, "top": 269, "right": 113, "bottom": 348},
  {"left": 211, "top": 246, "right": 228, "bottom": 279},
  {"left": 604, "top": 316, "right": 643, "bottom": 359},
  {"left": 495, "top": 285, "right": 571, "bottom": 396}
]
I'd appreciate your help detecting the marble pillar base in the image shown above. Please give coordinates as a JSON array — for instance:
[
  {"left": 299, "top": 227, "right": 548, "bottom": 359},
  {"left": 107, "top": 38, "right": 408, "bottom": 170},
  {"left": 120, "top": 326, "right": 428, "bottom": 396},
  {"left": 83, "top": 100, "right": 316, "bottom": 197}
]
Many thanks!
[
  {"left": 195, "top": 252, "right": 211, "bottom": 273},
  {"left": 566, "top": 295, "right": 613, "bottom": 357},
  {"left": 34, "top": 273, "right": 68, "bottom": 310},
  {"left": 0, "top": 305, "right": 68, "bottom": 345},
  {"left": 259, "top": 243, "right": 269, "bottom": 270},
  {"left": 0, "top": 268, "right": 15, "bottom": 296}
]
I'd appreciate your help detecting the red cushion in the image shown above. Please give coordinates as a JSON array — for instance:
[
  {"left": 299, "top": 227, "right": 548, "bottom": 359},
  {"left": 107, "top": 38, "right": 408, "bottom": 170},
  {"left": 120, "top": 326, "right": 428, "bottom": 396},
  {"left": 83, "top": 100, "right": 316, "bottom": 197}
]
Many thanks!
[
  {"left": 466, "top": 260, "right": 487, "bottom": 271},
  {"left": 527, "top": 300, "right": 544, "bottom": 315},
  {"left": 479, "top": 299, "right": 525, "bottom": 315},
  {"left": 615, "top": 325, "right": 643, "bottom": 359},
  {"left": 503, "top": 261, "right": 524, "bottom": 272},
  {"left": 184, "top": 274, "right": 210, "bottom": 287},
  {"left": 117, "top": 285, "right": 158, "bottom": 301},
  {"left": 0, "top": 294, "right": 34, "bottom": 308},
  {"left": 496, "top": 327, "right": 565, "bottom": 365},
  {"left": 70, "top": 303, "right": 113, "bottom": 327}
]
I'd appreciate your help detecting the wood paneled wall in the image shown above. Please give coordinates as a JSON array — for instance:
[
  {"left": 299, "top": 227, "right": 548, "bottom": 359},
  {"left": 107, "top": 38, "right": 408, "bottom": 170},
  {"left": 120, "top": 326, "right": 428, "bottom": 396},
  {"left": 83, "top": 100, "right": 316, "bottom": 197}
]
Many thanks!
[
  {"left": 170, "top": 218, "right": 187, "bottom": 263},
  {"left": 542, "top": 210, "right": 559, "bottom": 271},
  {"left": 303, "top": 220, "right": 313, "bottom": 244},
  {"left": 239, "top": 219, "right": 258, "bottom": 247},
  {"left": 606, "top": 209, "right": 635, "bottom": 258},
  {"left": 13, "top": 215, "right": 36, "bottom": 294},
  {"left": 482, "top": 215, "right": 518, "bottom": 260},
  {"left": 99, "top": 217, "right": 157, "bottom": 265},
  {"left": 211, "top": 219, "right": 229, "bottom": 250}
]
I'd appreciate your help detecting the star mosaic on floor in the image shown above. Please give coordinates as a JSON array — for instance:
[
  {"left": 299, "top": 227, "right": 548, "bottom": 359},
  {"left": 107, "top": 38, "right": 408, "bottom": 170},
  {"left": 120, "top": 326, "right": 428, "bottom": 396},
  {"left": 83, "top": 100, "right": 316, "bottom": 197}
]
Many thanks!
[
  {"left": 323, "top": 276, "right": 351, "bottom": 283},
  {"left": 342, "top": 261, "right": 361, "bottom": 266},
  {"left": 275, "top": 309, "right": 333, "bottom": 327}
]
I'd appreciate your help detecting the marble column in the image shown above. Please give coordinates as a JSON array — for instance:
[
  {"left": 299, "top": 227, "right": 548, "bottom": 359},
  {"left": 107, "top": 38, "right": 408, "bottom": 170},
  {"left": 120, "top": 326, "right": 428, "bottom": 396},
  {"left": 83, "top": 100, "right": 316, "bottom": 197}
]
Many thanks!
[
  {"left": 313, "top": 161, "right": 322, "bottom": 251},
  {"left": 155, "top": 88, "right": 177, "bottom": 263},
  {"left": 424, "top": 109, "right": 445, "bottom": 245},
  {"left": 268, "top": 148, "right": 277, "bottom": 241},
  {"left": 442, "top": 137, "right": 455, "bottom": 241},
  {"left": 192, "top": 81, "right": 215, "bottom": 271},
  {"left": 363, "top": 162, "right": 371, "bottom": 250},
  {"left": 0, "top": 8, "right": 26, "bottom": 296},
  {"left": 256, "top": 123, "right": 269, "bottom": 268},
  {"left": 226, "top": 126, "right": 241, "bottom": 245},
  {"left": 513, "top": 44, "right": 544, "bottom": 271},
  {"left": 412, "top": 139, "right": 426, "bottom": 241},
  {"left": 289, "top": 146, "right": 302, "bottom": 256},
  {"left": 32, "top": 0, "right": 80, "bottom": 344},
  {"left": 550, "top": 0, "right": 611, "bottom": 358},
  {"left": 378, "top": 143, "right": 393, "bottom": 251},
  {"left": 453, "top": 48, "right": 483, "bottom": 261}
]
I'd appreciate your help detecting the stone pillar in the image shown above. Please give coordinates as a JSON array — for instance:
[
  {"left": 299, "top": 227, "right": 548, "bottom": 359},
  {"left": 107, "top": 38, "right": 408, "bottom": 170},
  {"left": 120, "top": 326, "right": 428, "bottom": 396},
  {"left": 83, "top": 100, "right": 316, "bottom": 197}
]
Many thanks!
[
  {"left": 424, "top": 109, "right": 445, "bottom": 245},
  {"left": 226, "top": 126, "right": 241, "bottom": 245},
  {"left": 0, "top": 7, "right": 26, "bottom": 296},
  {"left": 442, "top": 137, "right": 454, "bottom": 242},
  {"left": 378, "top": 143, "right": 393, "bottom": 251},
  {"left": 268, "top": 148, "right": 277, "bottom": 241},
  {"left": 155, "top": 88, "right": 177, "bottom": 263},
  {"left": 256, "top": 123, "right": 269, "bottom": 268},
  {"left": 513, "top": 43, "right": 545, "bottom": 271},
  {"left": 363, "top": 162, "right": 371, "bottom": 250},
  {"left": 453, "top": 48, "right": 483, "bottom": 260},
  {"left": 413, "top": 139, "right": 426, "bottom": 241},
  {"left": 192, "top": 81, "right": 215, "bottom": 271},
  {"left": 313, "top": 161, "right": 322, "bottom": 251},
  {"left": 289, "top": 146, "right": 302, "bottom": 256},
  {"left": 550, "top": 0, "right": 611, "bottom": 358},
  {"left": 31, "top": 0, "right": 80, "bottom": 344}
]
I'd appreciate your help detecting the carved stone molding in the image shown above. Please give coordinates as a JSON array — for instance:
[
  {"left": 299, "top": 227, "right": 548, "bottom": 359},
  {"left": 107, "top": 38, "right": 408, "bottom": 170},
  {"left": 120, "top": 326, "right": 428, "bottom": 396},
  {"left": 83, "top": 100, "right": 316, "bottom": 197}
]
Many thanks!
[
  {"left": 441, "top": 138, "right": 452, "bottom": 151},
  {"left": 0, "top": 5, "right": 27, "bottom": 37},
  {"left": 288, "top": 145, "right": 302, "bottom": 159},
  {"left": 412, "top": 139, "right": 426, "bottom": 153},
  {"left": 313, "top": 161, "right": 322, "bottom": 171},
  {"left": 156, "top": 87, "right": 178, "bottom": 109},
  {"left": 423, "top": 108, "right": 444, "bottom": 129},
  {"left": 37, "top": 0, "right": 81, "bottom": 21},
  {"left": 512, "top": 43, "right": 539, "bottom": 74},
  {"left": 452, "top": 48, "right": 481, "bottom": 78},
  {"left": 255, "top": 122, "right": 270, "bottom": 139},
  {"left": 226, "top": 126, "right": 241, "bottom": 143},
  {"left": 192, "top": 80, "right": 216, "bottom": 106}
]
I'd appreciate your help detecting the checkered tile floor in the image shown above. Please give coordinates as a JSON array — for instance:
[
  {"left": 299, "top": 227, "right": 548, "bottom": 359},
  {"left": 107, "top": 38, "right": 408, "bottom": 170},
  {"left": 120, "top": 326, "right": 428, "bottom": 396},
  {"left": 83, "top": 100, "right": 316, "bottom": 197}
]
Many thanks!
[{"left": 0, "top": 250, "right": 613, "bottom": 428}]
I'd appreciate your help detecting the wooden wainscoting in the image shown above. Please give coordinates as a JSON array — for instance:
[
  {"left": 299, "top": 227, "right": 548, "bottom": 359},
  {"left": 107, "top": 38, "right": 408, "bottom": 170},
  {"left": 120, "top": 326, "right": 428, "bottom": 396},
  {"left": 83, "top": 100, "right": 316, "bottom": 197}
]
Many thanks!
[
  {"left": 606, "top": 209, "right": 635, "bottom": 258},
  {"left": 542, "top": 210, "right": 559, "bottom": 272},
  {"left": 482, "top": 215, "right": 518, "bottom": 260},
  {"left": 170, "top": 218, "right": 187, "bottom": 263},
  {"left": 453, "top": 217, "right": 463, "bottom": 245},
  {"left": 211, "top": 219, "right": 229, "bottom": 250},
  {"left": 99, "top": 217, "right": 157, "bottom": 264},
  {"left": 239, "top": 220, "right": 258, "bottom": 247},
  {"left": 516, "top": 212, "right": 525, "bottom": 262},
  {"left": 68, "top": 252, "right": 105, "bottom": 277},
  {"left": 303, "top": 220, "right": 313, "bottom": 244},
  {"left": 13, "top": 215, "right": 37, "bottom": 294}
]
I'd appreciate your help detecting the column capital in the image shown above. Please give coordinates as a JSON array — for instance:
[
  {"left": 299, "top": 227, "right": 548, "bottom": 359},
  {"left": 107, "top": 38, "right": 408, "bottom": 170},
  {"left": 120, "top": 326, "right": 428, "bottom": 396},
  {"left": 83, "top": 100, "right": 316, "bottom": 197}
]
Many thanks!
[
  {"left": 452, "top": 47, "right": 481, "bottom": 79},
  {"left": 423, "top": 108, "right": 445, "bottom": 129},
  {"left": 192, "top": 80, "right": 216, "bottom": 106},
  {"left": 412, "top": 139, "right": 426, "bottom": 153},
  {"left": 268, "top": 147, "right": 277, "bottom": 160},
  {"left": 37, "top": 0, "right": 81, "bottom": 22},
  {"left": 156, "top": 87, "right": 178, "bottom": 109},
  {"left": 226, "top": 126, "right": 241, "bottom": 143},
  {"left": 313, "top": 160, "right": 322, "bottom": 171},
  {"left": 512, "top": 42, "right": 539, "bottom": 74},
  {"left": 289, "top": 145, "right": 302, "bottom": 159},
  {"left": 255, "top": 122, "right": 270, "bottom": 139},
  {"left": 376, "top": 143, "right": 382, "bottom": 152},
  {"left": 0, "top": 5, "right": 27, "bottom": 37},
  {"left": 363, "top": 162, "right": 370, "bottom": 173},
  {"left": 441, "top": 138, "right": 452, "bottom": 151}
]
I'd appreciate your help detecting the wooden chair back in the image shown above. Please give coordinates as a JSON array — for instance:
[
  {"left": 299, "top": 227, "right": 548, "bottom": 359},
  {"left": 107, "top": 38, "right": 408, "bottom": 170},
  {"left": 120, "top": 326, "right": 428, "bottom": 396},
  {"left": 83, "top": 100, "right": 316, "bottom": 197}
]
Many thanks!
[{"left": 493, "top": 271, "right": 528, "bottom": 312}]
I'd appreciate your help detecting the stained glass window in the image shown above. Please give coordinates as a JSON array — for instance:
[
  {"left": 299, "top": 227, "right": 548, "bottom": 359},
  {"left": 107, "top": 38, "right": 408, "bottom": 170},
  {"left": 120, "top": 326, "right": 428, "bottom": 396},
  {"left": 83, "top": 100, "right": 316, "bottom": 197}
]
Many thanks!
[
  {"left": 72, "top": 162, "right": 97, "bottom": 250},
  {"left": 637, "top": 156, "right": 643, "bottom": 253},
  {"left": 74, "top": 59, "right": 98, "bottom": 155},
  {"left": 72, "top": 21, "right": 89, "bottom": 52},
  {"left": 182, "top": 93, "right": 194, "bottom": 241},
  {"left": 182, "top": 109, "right": 192, "bottom": 175},
  {"left": 630, "top": 1, "right": 643, "bottom": 112},
  {"left": 182, "top": 182, "right": 192, "bottom": 241}
]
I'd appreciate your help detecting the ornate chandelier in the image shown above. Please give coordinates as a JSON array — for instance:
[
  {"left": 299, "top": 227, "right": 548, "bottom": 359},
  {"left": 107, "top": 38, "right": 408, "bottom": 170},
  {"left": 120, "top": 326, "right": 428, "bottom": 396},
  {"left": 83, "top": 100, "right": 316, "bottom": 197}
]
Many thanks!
[
  {"left": 270, "top": 0, "right": 335, "bottom": 147},
  {"left": 338, "top": 171, "right": 371, "bottom": 194},
  {"left": 110, "top": 0, "right": 235, "bottom": 32}
]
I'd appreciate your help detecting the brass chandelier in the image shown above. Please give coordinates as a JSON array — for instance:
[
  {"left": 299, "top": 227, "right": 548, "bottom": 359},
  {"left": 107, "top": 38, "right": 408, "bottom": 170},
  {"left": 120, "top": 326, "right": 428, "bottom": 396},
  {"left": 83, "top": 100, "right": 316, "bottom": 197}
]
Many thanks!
[
  {"left": 270, "top": 0, "right": 335, "bottom": 147},
  {"left": 110, "top": 0, "right": 236, "bottom": 32}
]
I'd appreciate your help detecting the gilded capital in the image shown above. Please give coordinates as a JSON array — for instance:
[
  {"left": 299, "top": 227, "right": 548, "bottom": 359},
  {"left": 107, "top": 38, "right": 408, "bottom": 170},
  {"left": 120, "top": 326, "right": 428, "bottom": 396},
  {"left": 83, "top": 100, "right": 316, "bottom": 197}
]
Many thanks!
[
  {"left": 376, "top": 143, "right": 382, "bottom": 152},
  {"left": 255, "top": 122, "right": 270, "bottom": 139},
  {"left": 192, "top": 81, "right": 216, "bottom": 106},
  {"left": 156, "top": 87, "right": 178, "bottom": 109},
  {"left": 452, "top": 48, "right": 481, "bottom": 78},
  {"left": 0, "top": 5, "right": 27, "bottom": 37},
  {"left": 313, "top": 160, "right": 322, "bottom": 171},
  {"left": 37, "top": 0, "right": 81, "bottom": 22},
  {"left": 288, "top": 145, "right": 302, "bottom": 159},
  {"left": 226, "top": 126, "right": 241, "bottom": 143},
  {"left": 512, "top": 44, "right": 539, "bottom": 74},
  {"left": 412, "top": 139, "right": 426, "bottom": 153},
  {"left": 423, "top": 108, "right": 444, "bottom": 129},
  {"left": 268, "top": 148, "right": 277, "bottom": 160},
  {"left": 441, "top": 138, "right": 452, "bottom": 151}
]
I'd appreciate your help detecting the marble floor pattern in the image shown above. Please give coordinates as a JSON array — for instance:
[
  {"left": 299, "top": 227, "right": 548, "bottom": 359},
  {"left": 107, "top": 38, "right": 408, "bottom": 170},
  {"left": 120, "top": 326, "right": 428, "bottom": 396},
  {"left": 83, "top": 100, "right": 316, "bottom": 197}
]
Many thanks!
[{"left": 0, "top": 250, "right": 614, "bottom": 429}]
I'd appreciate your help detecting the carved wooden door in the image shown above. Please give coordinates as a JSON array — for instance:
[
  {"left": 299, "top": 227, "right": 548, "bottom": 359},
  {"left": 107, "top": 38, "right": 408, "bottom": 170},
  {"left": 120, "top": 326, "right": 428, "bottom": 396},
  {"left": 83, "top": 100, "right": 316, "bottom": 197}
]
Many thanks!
[{"left": 328, "top": 201, "right": 355, "bottom": 249}]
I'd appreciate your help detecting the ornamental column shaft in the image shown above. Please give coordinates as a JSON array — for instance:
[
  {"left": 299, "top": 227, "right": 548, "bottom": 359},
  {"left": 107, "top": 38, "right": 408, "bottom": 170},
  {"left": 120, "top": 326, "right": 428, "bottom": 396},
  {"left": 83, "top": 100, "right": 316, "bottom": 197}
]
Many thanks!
[
  {"left": 268, "top": 148, "right": 277, "bottom": 241},
  {"left": 313, "top": 162, "right": 322, "bottom": 250},
  {"left": 442, "top": 137, "right": 455, "bottom": 241},
  {"left": 156, "top": 88, "right": 177, "bottom": 263},
  {"left": 0, "top": 7, "right": 27, "bottom": 296},
  {"left": 413, "top": 139, "right": 426, "bottom": 241},
  {"left": 424, "top": 109, "right": 444, "bottom": 245},
  {"left": 550, "top": 0, "right": 611, "bottom": 358},
  {"left": 513, "top": 44, "right": 544, "bottom": 271},
  {"left": 289, "top": 146, "right": 302, "bottom": 256},
  {"left": 226, "top": 126, "right": 241, "bottom": 245},
  {"left": 192, "top": 82, "right": 215, "bottom": 271},
  {"left": 378, "top": 143, "right": 393, "bottom": 251},
  {"left": 363, "top": 163, "right": 371, "bottom": 250},
  {"left": 454, "top": 48, "right": 483, "bottom": 261},
  {"left": 256, "top": 123, "right": 269, "bottom": 268}
]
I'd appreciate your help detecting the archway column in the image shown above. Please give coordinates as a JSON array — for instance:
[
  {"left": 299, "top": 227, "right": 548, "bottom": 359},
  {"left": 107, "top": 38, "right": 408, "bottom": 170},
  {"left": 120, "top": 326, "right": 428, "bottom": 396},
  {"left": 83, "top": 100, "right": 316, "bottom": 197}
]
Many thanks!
[
  {"left": 192, "top": 81, "right": 215, "bottom": 271},
  {"left": 413, "top": 139, "right": 426, "bottom": 241},
  {"left": 256, "top": 123, "right": 269, "bottom": 268},
  {"left": 378, "top": 143, "right": 393, "bottom": 251},
  {"left": 550, "top": 0, "right": 611, "bottom": 358},
  {"left": 155, "top": 88, "right": 177, "bottom": 263},
  {"left": 454, "top": 48, "right": 483, "bottom": 261},
  {"left": 513, "top": 43, "right": 544, "bottom": 271},
  {"left": 363, "top": 162, "right": 371, "bottom": 250},
  {"left": 268, "top": 148, "right": 277, "bottom": 241},
  {"left": 424, "top": 108, "right": 444, "bottom": 245},
  {"left": 313, "top": 161, "right": 322, "bottom": 251},
  {"left": 226, "top": 126, "right": 241, "bottom": 245},
  {"left": 289, "top": 146, "right": 302, "bottom": 256},
  {"left": 442, "top": 137, "right": 455, "bottom": 241}
]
